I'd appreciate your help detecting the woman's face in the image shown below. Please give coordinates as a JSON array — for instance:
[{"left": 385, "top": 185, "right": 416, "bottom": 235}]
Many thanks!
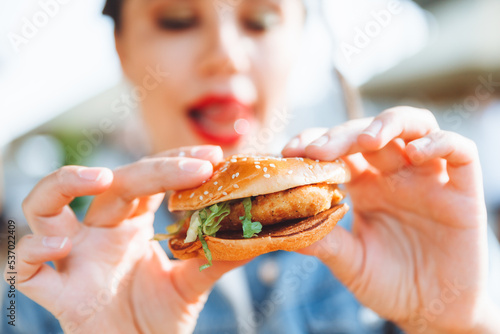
[{"left": 116, "top": 0, "right": 305, "bottom": 154}]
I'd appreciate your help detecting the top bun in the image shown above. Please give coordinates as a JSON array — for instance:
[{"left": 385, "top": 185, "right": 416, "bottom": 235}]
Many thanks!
[{"left": 169, "top": 155, "right": 350, "bottom": 212}]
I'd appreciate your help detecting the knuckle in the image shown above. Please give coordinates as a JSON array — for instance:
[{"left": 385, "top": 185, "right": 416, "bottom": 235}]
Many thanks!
[
  {"left": 153, "top": 157, "right": 172, "bottom": 174},
  {"left": 419, "top": 108, "right": 439, "bottom": 128},
  {"left": 21, "top": 196, "right": 31, "bottom": 217}
]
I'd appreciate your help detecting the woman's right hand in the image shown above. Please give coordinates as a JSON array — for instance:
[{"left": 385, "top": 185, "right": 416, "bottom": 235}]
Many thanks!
[{"left": 4, "top": 145, "right": 247, "bottom": 334}]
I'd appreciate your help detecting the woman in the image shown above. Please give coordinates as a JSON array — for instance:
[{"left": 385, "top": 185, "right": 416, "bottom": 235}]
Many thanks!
[{"left": 5, "top": 0, "right": 500, "bottom": 333}]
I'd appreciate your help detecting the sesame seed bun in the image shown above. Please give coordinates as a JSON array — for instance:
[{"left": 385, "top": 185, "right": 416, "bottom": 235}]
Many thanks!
[
  {"left": 169, "top": 204, "right": 349, "bottom": 261},
  {"left": 169, "top": 155, "right": 351, "bottom": 212}
]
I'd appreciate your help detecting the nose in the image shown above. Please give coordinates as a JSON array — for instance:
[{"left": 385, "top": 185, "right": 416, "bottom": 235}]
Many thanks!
[{"left": 197, "top": 19, "right": 250, "bottom": 78}]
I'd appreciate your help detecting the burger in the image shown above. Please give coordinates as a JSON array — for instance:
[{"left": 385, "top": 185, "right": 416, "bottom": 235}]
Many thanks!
[{"left": 155, "top": 155, "right": 350, "bottom": 270}]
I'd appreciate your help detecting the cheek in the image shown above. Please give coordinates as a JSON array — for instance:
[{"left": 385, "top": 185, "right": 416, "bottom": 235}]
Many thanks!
[{"left": 252, "top": 30, "right": 302, "bottom": 109}]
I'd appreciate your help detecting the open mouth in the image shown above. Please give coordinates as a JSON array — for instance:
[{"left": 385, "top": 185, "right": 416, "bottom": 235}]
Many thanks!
[{"left": 187, "top": 95, "right": 253, "bottom": 146}]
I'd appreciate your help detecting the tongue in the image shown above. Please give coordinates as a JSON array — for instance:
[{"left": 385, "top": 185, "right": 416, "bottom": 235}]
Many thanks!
[{"left": 193, "top": 103, "right": 251, "bottom": 139}]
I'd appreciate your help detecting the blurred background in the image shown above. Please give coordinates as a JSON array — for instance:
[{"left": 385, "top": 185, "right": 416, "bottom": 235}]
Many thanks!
[{"left": 1, "top": 0, "right": 499, "bottom": 244}]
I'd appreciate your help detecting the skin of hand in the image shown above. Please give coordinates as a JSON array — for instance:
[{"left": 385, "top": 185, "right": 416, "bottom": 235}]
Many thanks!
[
  {"left": 283, "top": 107, "right": 500, "bottom": 333},
  {"left": 4, "top": 145, "right": 249, "bottom": 334}
]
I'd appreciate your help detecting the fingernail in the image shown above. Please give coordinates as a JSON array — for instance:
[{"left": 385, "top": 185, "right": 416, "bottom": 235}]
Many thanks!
[
  {"left": 43, "top": 236, "right": 68, "bottom": 249},
  {"left": 191, "top": 146, "right": 222, "bottom": 160},
  {"left": 78, "top": 168, "right": 103, "bottom": 181},
  {"left": 310, "top": 135, "right": 329, "bottom": 147},
  {"left": 361, "top": 120, "right": 383, "bottom": 138},
  {"left": 179, "top": 160, "right": 212, "bottom": 173},
  {"left": 412, "top": 137, "right": 431, "bottom": 151},
  {"left": 286, "top": 138, "right": 300, "bottom": 149}
]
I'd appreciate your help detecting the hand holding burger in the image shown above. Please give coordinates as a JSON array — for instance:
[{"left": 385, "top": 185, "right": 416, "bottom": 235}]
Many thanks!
[{"left": 283, "top": 108, "right": 500, "bottom": 333}]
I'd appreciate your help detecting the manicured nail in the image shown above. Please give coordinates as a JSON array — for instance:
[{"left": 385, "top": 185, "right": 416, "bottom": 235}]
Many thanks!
[
  {"left": 361, "top": 120, "right": 383, "bottom": 138},
  {"left": 179, "top": 160, "right": 212, "bottom": 173},
  {"left": 310, "top": 135, "right": 329, "bottom": 147},
  {"left": 412, "top": 137, "right": 431, "bottom": 152},
  {"left": 286, "top": 138, "right": 300, "bottom": 149},
  {"left": 78, "top": 168, "right": 103, "bottom": 181},
  {"left": 191, "top": 146, "right": 222, "bottom": 160},
  {"left": 43, "top": 236, "right": 68, "bottom": 249}
]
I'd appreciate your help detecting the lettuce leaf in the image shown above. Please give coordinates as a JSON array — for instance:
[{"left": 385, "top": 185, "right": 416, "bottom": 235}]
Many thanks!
[
  {"left": 196, "top": 202, "right": 231, "bottom": 270},
  {"left": 199, "top": 202, "right": 231, "bottom": 236},
  {"left": 184, "top": 211, "right": 202, "bottom": 243},
  {"left": 239, "top": 198, "right": 262, "bottom": 238},
  {"left": 198, "top": 229, "right": 212, "bottom": 271}
]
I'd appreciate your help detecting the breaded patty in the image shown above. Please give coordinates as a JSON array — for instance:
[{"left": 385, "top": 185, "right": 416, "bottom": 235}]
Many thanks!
[{"left": 218, "top": 183, "right": 343, "bottom": 231}]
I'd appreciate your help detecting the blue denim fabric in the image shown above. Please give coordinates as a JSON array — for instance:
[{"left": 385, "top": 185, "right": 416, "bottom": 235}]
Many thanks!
[{"left": 0, "top": 207, "right": 402, "bottom": 334}]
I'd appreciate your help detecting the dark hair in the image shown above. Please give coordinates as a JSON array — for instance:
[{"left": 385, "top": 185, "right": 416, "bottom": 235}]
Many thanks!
[{"left": 103, "top": 0, "right": 124, "bottom": 31}]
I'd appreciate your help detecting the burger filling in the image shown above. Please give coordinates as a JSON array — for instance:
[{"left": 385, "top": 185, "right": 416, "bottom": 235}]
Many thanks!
[{"left": 155, "top": 183, "right": 344, "bottom": 270}]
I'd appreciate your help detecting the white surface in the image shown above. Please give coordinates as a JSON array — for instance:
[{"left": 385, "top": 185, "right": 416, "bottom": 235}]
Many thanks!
[{"left": 0, "top": 0, "right": 122, "bottom": 147}]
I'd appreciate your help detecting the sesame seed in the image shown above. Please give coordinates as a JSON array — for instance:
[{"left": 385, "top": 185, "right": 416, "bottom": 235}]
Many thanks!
[
  {"left": 232, "top": 174, "right": 236, "bottom": 179},
  {"left": 242, "top": 158, "right": 247, "bottom": 161},
  {"left": 316, "top": 160, "right": 319, "bottom": 162},
  {"left": 254, "top": 161, "right": 260, "bottom": 164},
  {"left": 263, "top": 167, "right": 268, "bottom": 172},
  {"left": 231, "top": 158, "right": 237, "bottom": 163},
  {"left": 264, "top": 174, "right": 271, "bottom": 178},
  {"left": 236, "top": 172, "right": 239, "bottom": 177},
  {"left": 270, "top": 164, "right": 276, "bottom": 168},
  {"left": 199, "top": 196, "right": 203, "bottom": 200},
  {"left": 178, "top": 194, "right": 182, "bottom": 199},
  {"left": 234, "top": 184, "right": 239, "bottom": 189},
  {"left": 214, "top": 181, "right": 218, "bottom": 185},
  {"left": 202, "top": 180, "right": 206, "bottom": 184},
  {"left": 204, "top": 191, "right": 209, "bottom": 195},
  {"left": 218, "top": 186, "right": 223, "bottom": 191},
  {"left": 255, "top": 165, "right": 261, "bottom": 169},
  {"left": 288, "top": 170, "right": 293, "bottom": 175},
  {"left": 222, "top": 192, "right": 228, "bottom": 195},
  {"left": 190, "top": 193, "right": 195, "bottom": 198}
]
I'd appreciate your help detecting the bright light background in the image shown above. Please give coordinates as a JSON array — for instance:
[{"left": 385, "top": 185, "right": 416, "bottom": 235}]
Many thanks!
[
  {"left": 0, "top": 0, "right": 429, "bottom": 147},
  {"left": 0, "top": 0, "right": 121, "bottom": 147}
]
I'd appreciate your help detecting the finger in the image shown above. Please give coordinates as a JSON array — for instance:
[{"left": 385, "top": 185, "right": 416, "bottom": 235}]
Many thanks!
[
  {"left": 341, "top": 153, "right": 374, "bottom": 180},
  {"left": 304, "top": 108, "right": 439, "bottom": 162},
  {"left": 6, "top": 234, "right": 71, "bottom": 314},
  {"left": 362, "top": 138, "right": 409, "bottom": 174},
  {"left": 151, "top": 145, "right": 224, "bottom": 165},
  {"left": 84, "top": 158, "right": 214, "bottom": 227},
  {"left": 130, "top": 193, "right": 166, "bottom": 218},
  {"left": 304, "top": 118, "right": 372, "bottom": 161},
  {"left": 357, "top": 107, "right": 439, "bottom": 151},
  {"left": 298, "top": 225, "right": 364, "bottom": 289},
  {"left": 406, "top": 130, "right": 481, "bottom": 192},
  {"left": 23, "top": 166, "right": 113, "bottom": 236},
  {"left": 171, "top": 257, "right": 251, "bottom": 304},
  {"left": 282, "top": 128, "right": 328, "bottom": 157}
]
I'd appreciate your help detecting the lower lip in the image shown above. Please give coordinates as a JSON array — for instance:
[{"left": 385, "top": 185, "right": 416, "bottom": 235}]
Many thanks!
[{"left": 187, "top": 103, "right": 253, "bottom": 146}]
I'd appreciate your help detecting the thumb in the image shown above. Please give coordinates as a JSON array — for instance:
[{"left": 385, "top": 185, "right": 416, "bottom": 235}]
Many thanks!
[
  {"left": 171, "top": 257, "right": 250, "bottom": 304},
  {"left": 5, "top": 234, "right": 71, "bottom": 313},
  {"left": 298, "top": 225, "right": 364, "bottom": 288}
]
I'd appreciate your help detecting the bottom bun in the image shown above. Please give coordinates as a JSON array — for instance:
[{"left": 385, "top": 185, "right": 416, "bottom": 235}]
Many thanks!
[{"left": 169, "top": 203, "right": 349, "bottom": 261}]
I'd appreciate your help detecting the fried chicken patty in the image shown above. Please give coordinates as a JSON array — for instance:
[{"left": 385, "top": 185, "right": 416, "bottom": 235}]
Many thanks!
[{"left": 218, "top": 183, "right": 343, "bottom": 231}]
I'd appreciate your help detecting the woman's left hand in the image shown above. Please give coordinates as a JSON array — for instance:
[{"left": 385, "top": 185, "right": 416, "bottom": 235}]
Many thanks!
[{"left": 283, "top": 107, "right": 499, "bottom": 333}]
